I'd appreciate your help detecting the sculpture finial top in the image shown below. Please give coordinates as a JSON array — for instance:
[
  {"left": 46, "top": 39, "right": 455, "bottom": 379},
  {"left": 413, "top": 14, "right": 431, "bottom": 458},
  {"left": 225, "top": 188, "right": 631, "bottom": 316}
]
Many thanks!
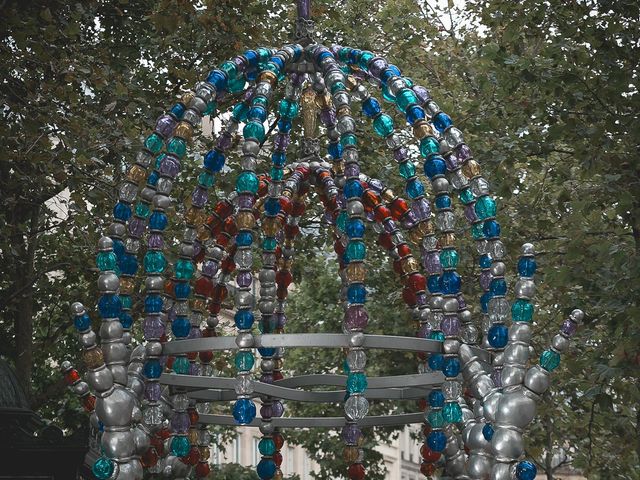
[{"left": 294, "top": 0, "right": 315, "bottom": 45}]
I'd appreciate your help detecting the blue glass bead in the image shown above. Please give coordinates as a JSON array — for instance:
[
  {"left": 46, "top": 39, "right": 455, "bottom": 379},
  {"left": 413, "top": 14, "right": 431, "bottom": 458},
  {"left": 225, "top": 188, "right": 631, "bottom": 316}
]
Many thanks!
[
  {"left": 147, "top": 170, "right": 159, "bottom": 186},
  {"left": 174, "top": 282, "right": 190, "bottom": 299},
  {"left": 258, "top": 347, "right": 276, "bottom": 357},
  {"left": 98, "top": 295, "right": 121, "bottom": 318},
  {"left": 348, "top": 48, "right": 361, "bottom": 63},
  {"left": 480, "top": 292, "right": 492, "bottom": 313},
  {"left": 204, "top": 149, "right": 226, "bottom": 172},
  {"left": 257, "top": 459, "right": 277, "bottom": 479},
  {"left": 272, "top": 151, "right": 286, "bottom": 166},
  {"left": 74, "top": 313, "right": 91, "bottom": 331},
  {"left": 482, "top": 423, "right": 494, "bottom": 441},
  {"left": 430, "top": 331, "right": 445, "bottom": 342},
  {"left": 442, "top": 401, "right": 463, "bottom": 423},
  {"left": 540, "top": 349, "right": 561, "bottom": 371},
  {"left": 428, "top": 353, "right": 444, "bottom": 371},
  {"left": 149, "top": 211, "right": 168, "bottom": 230},
  {"left": 518, "top": 257, "right": 537, "bottom": 277},
  {"left": 427, "top": 410, "right": 444, "bottom": 428},
  {"left": 113, "top": 202, "right": 131, "bottom": 221},
  {"left": 235, "top": 310, "right": 255, "bottom": 329},
  {"left": 144, "top": 251, "right": 166, "bottom": 274},
  {"left": 248, "top": 106, "right": 267, "bottom": 122},
  {"left": 236, "top": 232, "right": 253, "bottom": 246},
  {"left": 172, "top": 317, "right": 190, "bottom": 338},
  {"left": 490, "top": 278, "right": 507, "bottom": 296},
  {"left": 483, "top": 219, "right": 501, "bottom": 238},
  {"left": 175, "top": 259, "right": 194, "bottom": 280},
  {"left": 235, "top": 351, "right": 255, "bottom": 371},
  {"left": 420, "top": 136, "right": 440, "bottom": 157},
  {"left": 433, "top": 112, "right": 453, "bottom": 132},
  {"left": 435, "top": 195, "right": 451, "bottom": 209},
  {"left": 346, "top": 219, "right": 365, "bottom": 238},
  {"left": 170, "top": 103, "right": 185, "bottom": 119},
  {"left": 427, "top": 275, "right": 441, "bottom": 293},
  {"left": 112, "top": 239, "right": 124, "bottom": 258},
  {"left": 244, "top": 50, "right": 258, "bottom": 66},
  {"left": 480, "top": 254, "right": 492, "bottom": 268},
  {"left": 475, "top": 196, "right": 497, "bottom": 220},
  {"left": 344, "top": 179, "right": 363, "bottom": 199},
  {"left": 143, "top": 359, "right": 162, "bottom": 379},
  {"left": 144, "top": 295, "right": 163, "bottom": 313},
  {"left": 232, "top": 103, "right": 249, "bottom": 122},
  {"left": 278, "top": 119, "right": 292, "bottom": 133},
  {"left": 119, "top": 253, "right": 137, "bottom": 275},
  {"left": 262, "top": 237, "right": 277, "bottom": 251},
  {"left": 362, "top": 97, "right": 381, "bottom": 118},
  {"left": 264, "top": 198, "right": 281, "bottom": 216},
  {"left": 173, "top": 356, "right": 190, "bottom": 374},
  {"left": 516, "top": 461, "right": 537, "bottom": 480},
  {"left": 427, "top": 431, "right": 447, "bottom": 452},
  {"left": 347, "top": 372, "right": 368, "bottom": 393},
  {"left": 243, "top": 121, "right": 265, "bottom": 142},
  {"left": 380, "top": 65, "right": 401, "bottom": 83},
  {"left": 207, "top": 69, "right": 227, "bottom": 90},
  {"left": 328, "top": 142, "right": 343, "bottom": 159},
  {"left": 439, "top": 271, "right": 461, "bottom": 294},
  {"left": 347, "top": 284, "right": 367, "bottom": 303},
  {"left": 170, "top": 435, "right": 191, "bottom": 457},
  {"left": 233, "top": 398, "right": 256, "bottom": 424},
  {"left": 488, "top": 324, "right": 509, "bottom": 348},
  {"left": 92, "top": 457, "right": 115, "bottom": 480},
  {"left": 406, "top": 105, "right": 425, "bottom": 124},
  {"left": 406, "top": 178, "right": 425, "bottom": 199},
  {"left": 442, "top": 357, "right": 461, "bottom": 377},
  {"left": 119, "top": 312, "right": 133, "bottom": 329},
  {"left": 270, "top": 56, "right": 285, "bottom": 70},
  {"left": 424, "top": 156, "right": 447, "bottom": 179},
  {"left": 236, "top": 172, "right": 259, "bottom": 194}
]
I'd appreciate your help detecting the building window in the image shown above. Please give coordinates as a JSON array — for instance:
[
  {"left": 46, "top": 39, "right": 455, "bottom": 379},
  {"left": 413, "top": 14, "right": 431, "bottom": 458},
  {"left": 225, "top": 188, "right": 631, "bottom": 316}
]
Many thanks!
[
  {"left": 253, "top": 437, "right": 260, "bottom": 466},
  {"left": 234, "top": 435, "right": 241, "bottom": 464},
  {"left": 212, "top": 434, "right": 221, "bottom": 465},
  {"left": 286, "top": 446, "right": 295, "bottom": 474}
]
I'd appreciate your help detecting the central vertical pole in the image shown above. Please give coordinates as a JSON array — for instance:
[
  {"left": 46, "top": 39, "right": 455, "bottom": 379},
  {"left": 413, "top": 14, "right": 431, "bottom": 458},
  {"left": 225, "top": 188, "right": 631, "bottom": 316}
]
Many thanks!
[{"left": 297, "top": 0, "right": 310, "bottom": 20}]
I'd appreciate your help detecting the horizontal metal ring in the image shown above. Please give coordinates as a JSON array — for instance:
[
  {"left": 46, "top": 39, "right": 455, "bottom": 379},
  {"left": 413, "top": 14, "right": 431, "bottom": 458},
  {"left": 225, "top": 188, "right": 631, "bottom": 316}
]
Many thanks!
[{"left": 199, "top": 412, "right": 426, "bottom": 428}]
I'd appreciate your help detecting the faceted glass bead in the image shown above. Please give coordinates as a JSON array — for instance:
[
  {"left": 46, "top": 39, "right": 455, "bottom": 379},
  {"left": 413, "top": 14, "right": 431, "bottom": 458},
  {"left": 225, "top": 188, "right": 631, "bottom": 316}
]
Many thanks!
[
  {"left": 439, "top": 271, "right": 461, "bottom": 294},
  {"left": 98, "top": 295, "right": 121, "bottom": 318},
  {"left": 427, "top": 431, "right": 446, "bottom": 452},
  {"left": 475, "top": 196, "right": 497, "bottom": 219},
  {"left": 346, "top": 241, "right": 366, "bottom": 262},
  {"left": 143, "top": 359, "right": 162, "bottom": 379},
  {"left": 398, "top": 161, "right": 416, "bottom": 179},
  {"left": 442, "top": 357, "right": 461, "bottom": 377},
  {"left": 233, "top": 398, "right": 256, "bottom": 424},
  {"left": 83, "top": 348, "right": 104, "bottom": 369},
  {"left": 344, "top": 395, "right": 369, "bottom": 420},
  {"left": 472, "top": 222, "right": 485, "bottom": 240},
  {"left": 92, "top": 457, "right": 114, "bottom": 480},
  {"left": 427, "top": 410, "right": 444, "bottom": 428},
  {"left": 420, "top": 136, "right": 440, "bottom": 157},
  {"left": 171, "top": 317, "right": 190, "bottom": 339},
  {"left": 171, "top": 436, "right": 191, "bottom": 457},
  {"left": 173, "top": 356, "right": 190, "bottom": 374},
  {"left": 406, "top": 178, "right": 425, "bottom": 199},
  {"left": 490, "top": 278, "right": 507, "bottom": 296},
  {"left": 442, "top": 401, "right": 462, "bottom": 423},
  {"left": 144, "top": 251, "right": 166, "bottom": 274},
  {"left": 518, "top": 257, "right": 537, "bottom": 277},
  {"left": 74, "top": 313, "right": 91, "bottom": 331},
  {"left": 167, "top": 137, "right": 187, "bottom": 158},
  {"left": 243, "top": 121, "right": 266, "bottom": 141},
  {"left": 347, "top": 350, "right": 367, "bottom": 370},
  {"left": 344, "top": 179, "right": 363, "bottom": 199},
  {"left": 433, "top": 112, "right": 453, "bottom": 133},
  {"left": 373, "top": 113, "right": 394, "bottom": 137},
  {"left": 234, "top": 310, "right": 254, "bottom": 330},
  {"left": 440, "top": 249, "right": 458, "bottom": 269},
  {"left": 396, "top": 89, "right": 418, "bottom": 111},
  {"left": 488, "top": 324, "right": 509, "bottom": 348},
  {"left": 362, "top": 97, "right": 381, "bottom": 117},
  {"left": 459, "top": 188, "right": 475, "bottom": 204},
  {"left": 489, "top": 297, "right": 510, "bottom": 322},
  {"left": 443, "top": 380, "right": 461, "bottom": 400},
  {"left": 540, "top": 349, "right": 561, "bottom": 371},
  {"left": 347, "top": 373, "right": 368, "bottom": 393},
  {"left": 175, "top": 259, "right": 194, "bottom": 280},
  {"left": 512, "top": 299, "right": 534, "bottom": 322},
  {"left": 258, "top": 438, "right": 276, "bottom": 456},
  {"left": 482, "top": 423, "right": 494, "bottom": 441},
  {"left": 235, "top": 351, "right": 255, "bottom": 371},
  {"left": 236, "top": 172, "right": 259, "bottom": 193},
  {"left": 483, "top": 219, "right": 501, "bottom": 238},
  {"left": 149, "top": 211, "right": 168, "bottom": 230},
  {"left": 235, "top": 375, "right": 254, "bottom": 395},
  {"left": 135, "top": 201, "right": 150, "bottom": 218},
  {"left": 96, "top": 252, "right": 117, "bottom": 271},
  {"left": 462, "top": 159, "right": 481, "bottom": 178},
  {"left": 346, "top": 219, "right": 365, "bottom": 238},
  {"left": 428, "top": 353, "right": 444, "bottom": 371},
  {"left": 113, "top": 202, "right": 132, "bottom": 221},
  {"left": 428, "top": 389, "right": 445, "bottom": 408},
  {"left": 424, "top": 156, "right": 446, "bottom": 179},
  {"left": 257, "top": 459, "right": 277, "bottom": 479},
  {"left": 145, "top": 133, "right": 164, "bottom": 154},
  {"left": 516, "top": 461, "right": 537, "bottom": 480},
  {"left": 279, "top": 99, "right": 299, "bottom": 118},
  {"left": 347, "top": 284, "right": 367, "bottom": 303},
  {"left": 346, "top": 263, "right": 366, "bottom": 283}
]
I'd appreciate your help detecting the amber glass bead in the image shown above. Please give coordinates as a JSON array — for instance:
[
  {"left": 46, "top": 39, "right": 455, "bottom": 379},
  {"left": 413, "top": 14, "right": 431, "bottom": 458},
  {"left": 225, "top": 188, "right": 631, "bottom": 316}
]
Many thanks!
[
  {"left": 412, "top": 121, "right": 434, "bottom": 140},
  {"left": 181, "top": 92, "right": 195, "bottom": 106},
  {"left": 345, "top": 75, "right": 357, "bottom": 90},
  {"left": 332, "top": 161, "right": 344, "bottom": 175},
  {"left": 215, "top": 359, "right": 227, "bottom": 370},
  {"left": 184, "top": 207, "right": 205, "bottom": 226},
  {"left": 401, "top": 257, "right": 419, "bottom": 274},
  {"left": 263, "top": 218, "right": 280, "bottom": 236},
  {"left": 337, "top": 106, "right": 351, "bottom": 117},
  {"left": 198, "top": 447, "right": 210, "bottom": 460},
  {"left": 236, "top": 211, "right": 256, "bottom": 229},
  {"left": 343, "top": 446, "right": 360, "bottom": 463},
  {"left": 188, "top": 429, "right": 199, "bottom": 444},
  {"left": 346, "top": 263, "right": 366, "bottom": 283},
  {"left": 83, "top": 348, "right": 104, "bottom": 369},
  {"left": 197, "top": 225, "right": 210, "bottom": 241},
  {"left": 381, "top": 188, "right": 396, "bottom": 203},
  {"left": 174, "top": 122, "right": 193, "bottom": 141},
  {"left": 119, "top": 277, "right": 135, "bottom": 295},
  {"left": 127, "top": 164, "right": 147, "bottom": 183},
  {"left": 273, "top": 358, "right": 284, "bottom": 370},
  {"left": 439, "top": 232, "right": 456, "bottom": 247},
  {"left": 462, "top": 159, "right": 481, "bottom": 178},
  {"left": 258, "top": 71, "right": 277, "bottom": 86},
  {"left": 272, "top": 470, "right": 283, "bottom": 480}
]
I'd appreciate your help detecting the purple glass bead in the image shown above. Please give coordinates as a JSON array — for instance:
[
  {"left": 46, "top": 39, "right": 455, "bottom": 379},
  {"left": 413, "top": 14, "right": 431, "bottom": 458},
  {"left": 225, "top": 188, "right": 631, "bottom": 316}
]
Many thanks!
[
  {"left": 320, "top": 108, "right": 337, "bottom": 126},
  {"left": 188, "top": 327, "right": 202, "bottom": 340},
  {"left": 232, "top": 56, "right": 246, "bottom": 70},
  {"left": 202, "top": 260, "right": 218, "bottom": 277},
  {"left": 276, "top": 313, "right": 287, "bottom": 329},
  {"left": 191, "top": 187, "right": 208, "bottom": 208},
  {"left": 345, "top": 305, "right": 369, "bottom": 330},
  {"left": 369, "top": 58, "right": 388, "bottom": 77},
  {"left": 480, "top": 271, "right": 492, "bottom": 291},
  {"left": 464, "top": 204, "right": 477, "bottom": 222},
  {"left": 260, "top": 374, "right": 274, "bottom": 384},
  {"left": 491, "top": 370, "right": 502, "bottom": 388},
  {"left": 237, "top": 194, "right": 254, "bottom": 209},
  {"left": 457, "top": 294, "right": 467, "bottom": 309},
  {"left": 322, "top": 212, "right": 335, "bottom": 224},
  {"left": 402, "top": 210, "right": 418, "bottom": 229},
  {"left": 148, "top": 233, "right": 164, "bottom": 249},
  {"left": 189, "top": 362, "right": 201, "bottom": 376},
  {"left": 143, "top": 316, "right": 165, "bottom": 339},
  {"left": 159, "top": 156, "right": 180, "bottom": 177},
  {"left": 416, "top": 292, "right": 427, "bottom": 306},
  {"left": 171, "top": 412, "right": 190, "bottom": 433},
  {"left": 271, "top": 401, "right": 284, "bottom": 418},
  {"left": 383, "top": 219, "right": 397, "bottom": 233},
  {"left": 260, "top": 404, "right": 273, "bottom": 419},
  {"left": 128, "top": 217, "right": 145, "bottom": 238},
  {"left": 341, "top": 423, "right": 362, "bottom": 444},
  {"left": 423, "top": 252, "right": 442, "bottom": 274},
  {"left": 444, "top": 151, "right": 462, "bottom": 171},
  {"left": 457, "top": 143, "right": 473, "bottom": 162},
  {"left": 243, "top": 89, "right": 254, "bottom": 102},
  {"left": 440, "top": 316, "right": 461, "bottom": 336},
  {"left": 167, "top": 306, "right": 177, "bottom": 323},
  {"left": 365, "top": 210, "right": 375, "bottom": 222},
  {"left": 237, "top": 271, "right": 253, "bottom": 288},
  {"left": 144, "top": 382, "right": 162, "bottom": 402},
  {"left": 418, "top": 323, "right": 431, "bottom": 339},
  {"left": 345, "top": 163, "right": 360, "bottom": 178},
  {"left": 155, "top": 114, "right": 176, "bottom": 138},
  {"left": 412, "top": 85, "right": 431, "bottom": 104},
  {"left": 368, "top": 178, "right": 384, "bottom": 193},
  {"left": 394, "top": 147, "right": 409, "bottom": 162},
  {"left": 192, "top": 240, "right": 202, "bottom": 260},
  {"left": 330, "top": 45, "right": 341, "bottom": 56},
  {"left": 217, "top": 132, "right": 233, "bottom": 150},
  {"left": 412, "top": 198, "right": 431, "bottom": 220},
  {"left": 561, "top": 319, "right": 578, "bottom": 337},
  {"left": 274, "top": 133, "right": 290, "bottom": 151}
]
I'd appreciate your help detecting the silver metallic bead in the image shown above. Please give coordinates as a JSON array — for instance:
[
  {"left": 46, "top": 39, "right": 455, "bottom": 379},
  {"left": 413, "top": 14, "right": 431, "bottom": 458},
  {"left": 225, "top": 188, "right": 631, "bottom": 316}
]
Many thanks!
[
  {"left": 490, "top": 462, "right": 513, "bottom": 480},
  {"left": 109, "top": 365, "right": 129, "bottom": 386},
  {"left": 349, "top": 332, "right": 365, "bottom": 347},
  {"left": 387, "top": 78, "right": 406, "bottom": 95},
  {"left": 152, "top": 194, "right": 171, "bottom": 210},
  {"left": 95, "top": 387, "right": 134, "bottom": 427},
  {"left": 501, "top": 365, "right": 525, "bottom": 388},
  {"left": 429, "top": 295, "right": 444, "bottom": 310},
  {"left": 333, "top": 92, "right": 350, "bottom": 108},
  {"left": 503, "top": 343, "right": 529, "bottom": 366},
  {"left": 521, "top": 242, "right": 535, "bottom": 255},
  {"left": 495, "top": 390, "right": 537, "bottom": 429},
  {"left": 515, "top": 279, "right": 535, "bottom": 298},
  {"left": 443, "top": 339, "right": 460, "bottom": 354},
  {"left": 179, "top": 243, "right": 194, "bottom": 258},
  {"left": 235, "top": 291, "right": 255, "bottom": 309},
  {"left": 240, "top": 155, "right": 257, "bottom": 171},
  {"left": 508, "top": 323, "right": 532, "bottom": 343},
  {"left": 443, "top": 127, "right": 464, "bottom": 147},
  {"left": 552, "top": 334, "right": 570, "bottom": 352},
  {"left": 98, "top": 236, "right": 114, "bottom": 251},
  {"left": 490, "top": 262, "right": 506, "bottom": 277},
  {"left": 570, "top": 308, "right": 584, "bottom": 323},
  {"left": 431, "top": 177, "right": 450, "bottom": 193},
  {"left": 145, "top": 276, "right": 165, "bottom": 292},
  {"left": 524, "top": 365, "right": 550, "bottom": 395},
  {"left": 236, "top": 333, "right": 254, "bottom": 348},
  {"left": 259, "top": 422, "right": 275, "bottom": 435},
  {"left": 79, "top": 330, "right": 97, "bottom": 348},
  {"left": 87, "top": 365, "right": 115, "bottom": 392},
  {"left": 72, "top": 381, "right": 89, "bottom": 396},
  {"left": 442, "top": 298, "right": 459, "bottom": 313},
  {"left": 145, "top": 341, "right": 163, "bottom": 357},
  {"left": 182, "top": 108, "right": 201, "bottom": 127},
  {"left": 100, "top": 430, "right": 135, "bottom": 461},
  {"left": 351, "top": 84, "right": 369, "bottom": 101},
  {"left": 346, "top": 200, "right": 364, "bottom": 216},
  {"left": 242, "top": 139, "right": 261, "bottom": 156},
  {"left": 255, "top": 82, "right": 272, "bottom": 98},
  {"left": 70, "top": 301, "right": 86, "bottom": 316},
  {"left": 459, "top": 309, "right": 472, "bottom": 323}
]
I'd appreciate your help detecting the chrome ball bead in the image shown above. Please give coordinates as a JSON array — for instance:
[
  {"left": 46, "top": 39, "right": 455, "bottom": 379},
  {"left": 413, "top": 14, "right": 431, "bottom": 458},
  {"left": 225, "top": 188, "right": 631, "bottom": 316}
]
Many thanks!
[
  {"left": 86, "top": 365, "right": 114, "bottom": 393},
  {"left": 524, "top": 365, "right": 550, "bottom": 395},
  {"left": 495, "top": 390, "right": 537, "bottom": 429},
  {"left": 101, "top": 430, "right": 135, "bottom": 459},
  {"left": 95, "top": 387, "right": 134, "bottom": 427},
  {"left": 491, "top": 428, "right": 524, "bottom": 462}
]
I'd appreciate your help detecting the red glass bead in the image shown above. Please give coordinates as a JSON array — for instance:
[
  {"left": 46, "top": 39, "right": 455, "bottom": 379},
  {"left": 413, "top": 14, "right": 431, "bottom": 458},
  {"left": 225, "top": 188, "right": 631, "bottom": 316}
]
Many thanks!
[
  {"left": 420, "top": 445, "right": 441, "bottom": 462},
  {"left": 402, "top": 287, "right": 417, "bottom": 306},
  {"left": 184, "top": 446, "right": 200, "bottom": 465},
  {"left": 420, "top": 461, "right": 436, "bottom": 476},
  {"left": 276, "top": 270, "right": 293, "bottom": 287},
  {"left": 407, "top": 273, "right": 426, "bottom": 292},
  {"left": 221, "top": 256, "right": 236, "bottom": 273},
  {"left": 213, "top": 200, "right": 233, "bottom": 218},
  {"left": 334, "top": 240, "right": 346, "bottom": 255},
  {"left": 258, "top": 178, "right": 268, "bottom": 197},
  {"left": 374, "top": 205, "right": 391, "bottom": 222},
  {"left": 284, "top": 224, "right": 299, "bottom": 238},
  {"left": 347, "top": 463, "right": 366, "bottom": 480},
  {"left": 141, "top": 447, "right": 158, "bottom": 468},
  {"left": 393, "top": 259, "right": 403, "bottom": 275},
  {"left": 188, "top": 409, "right": 199, "bottom": 425},
  {"left": 216, "top": 234, "right": 229, "bottom": 247},
  {"left": 223, "top": 217, "right": 237, "bottom": 236},
  {"left": 194, "top": 248, "right": 206, "bottom": 263},
  {"left": 208, "top": 302, "right": 221, "bottom": 314},
  {"left": 397, "top": 244, "right": 412, "bottom": 258},
  {"left": 273, "top": 371, "right": 284, "bottom": 381},
  {"left": 195, "top": 277, "right": 214, "bottom": 297},
  {"left": 164, "top": 280, "right": 175, "bottom": 296},
  {"left": 150, "top": 436, "right": 164, "bottom": 457},
  {"left": 195, "top": 462, "right": 210, "bottom": 477},
  {"left": 417, "top": 398, "right": 428, "bottom": 411},
  {"left": 81, "top": 394, "right": 96, "bottom": 412},
  {"left": 422, "top": 424, "right": 432, "bottom": 437},
  {"left": 292, "top": 202, "right": 305, "bottom": 216},
  {"left": 296, "top": 165, "right": 310, "bottom": 178},
  {"left": 276, "top": 287, "right": 288, "bottom": 300},
  {"left": 64, "top": 369, "right": 80, "bottom": 385},
  {"left": 273, "top": 451, "right": 283, "bottom": 467},
  {"left": 280, "top": 196, "right": 293, "bottom": 214},
  {"left": 186, "top": 351, "right": 198, "bottom": 361},
  {"left": 273, "top": 433, "right": 284, "bottom": 450},
  {"left": 362, "top": 190, "right": 380, "bottom": 211},
  {"left": 159, "top": 427, "right": 171, "bottom": 440},
  {"left": 378, "top": 232, "right": 393, "bottom": 250},
  {"left": 199, "top": 350, "right": 214, "bottom": 363},
  {"left": 390, "top": 198, "right": 410, "bottom": 220},
  {"left": 211, "top": 284, "right": 228, "bottom": 303},
  {"left": 166, "top": 356, "right": 174, "bottom": 370}
]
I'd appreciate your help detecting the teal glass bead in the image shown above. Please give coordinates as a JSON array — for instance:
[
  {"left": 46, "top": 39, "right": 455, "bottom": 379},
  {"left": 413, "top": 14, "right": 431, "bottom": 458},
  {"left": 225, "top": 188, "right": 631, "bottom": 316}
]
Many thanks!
[
  {"left": 258, "top": 438, "right": 276, "bottom": 456},
  {"left": 347, "top": 372, "right": 368, "bottom": 393},
  {"left": 395, "top": 89, "right": 418, "bottom": 111},
  {"left": 204, "top": 101, "right": 217, "bottom": 116},
  {"left": 279, "top": 99, "right": 300, "bottom": 118},
  {"left": 243, "top": 121, "right": 265, "bottom": 141},
  {"left": 220, "top": 60, "right": 237, "bottom": 79},
  {"left": 170, "top": 435, "right": 191, "bottom": 457},
  {"left": 330, "top": 81, "right": 345, "bottom": 94},
  {"left": 340, "top": 133, "right": 357, "bottom": 147},
  {"left": 359, "top": 51, "right": 374, "bottom": 69},
  {"left": 144, "top": 251, "right": 166, "bottom": 273},
  {"left": 173, "top": 356, "right": 190, "bottom": 374},
  {"left": 175, "top": 259, "right": 194, "bottom": 280},
  {"left": 346, "top": 241, "right": 366, "bottom": 261},
  {"left": 228, "top": 76, "right": 246, "bottom": 94},
  {"left": 155, "top": 153, "right": 165, "bottom": 169},
  {"left": 120, "top": 295, "right": 132, "bottom": 309},
  {"left": 135, "top": 201, "right": 150, "bottom": 218},
  {"left": 96, "top": 251, "right": 117, "bottom": 271},
  {"left": 427, "top": 410, "right": 445, "bottom": 428},
  {"left": 198, "top": 171, "right": 215, "bottom": 188},
  {"left": 252, "top": 96, "right": 268, "bottom": 108},
  {"left": 270, "top": 167, "right": 284, "bottom": 181},
  {"left": 429, "top": 331, "right": 445, "bottom": 342},
  {"left": 474, "top": 196, "right": 497, "bottom": 220},
  {"left": 540, "top": 349, "right": 561, "bottom": 371},
  {"left": 471, "top": 222, "right": 485, "bottom": 240},
  {"left": 511, "top": 298, "right": 533, "bottom": 322},
  {"left": 256, "top": 47, "right": 271, "bottom": 62},
  {"left": 442, "top": 401, "right": 463, "bottom": 423},
  {"left": 235, "top": 351, "right": 255, "bottom": 371},
  {"left": 92, "top": 457, "right": 115, "bottom": 480},
  {"left": 440, "top": 249, "right": 459, "bottom": 269},
  {"left": 167, "top": 137, "right": 187, "bottom": 158},
  {"left": 398, "top": 161, "right": 416, "bottom": 179},
  {"left": 236, "top": 171, "right": 259, "bottom": 193},
  {"left": 373, "top": 114, "right": 394, "bottom": 137},
  {"left": 144, "top": 133, "right": 164, "bottom": 154},
  {"left": 382, "top": 84, "right": 395, "bottom": 102},
  {"left": 420, "top": 136, "right": 440, "bottom": 157},
  {"left": 336, "top": 211, "right": 348, "bottom": 232},
  {"left": 262, "top": 237, "right": 277, "bottom": 251},
  {"left": 459, "top": 188, "right": 475, "bottom": 204},
  {"left": 232, "top": 103, "right": 249, "bottom": 122}
]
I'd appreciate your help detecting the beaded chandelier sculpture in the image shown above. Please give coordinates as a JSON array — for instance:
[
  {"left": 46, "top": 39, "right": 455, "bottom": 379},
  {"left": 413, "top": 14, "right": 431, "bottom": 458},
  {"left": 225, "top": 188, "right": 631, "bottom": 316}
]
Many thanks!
[{"left": 62, "top": 2, "right": 584, "bottom": 479}]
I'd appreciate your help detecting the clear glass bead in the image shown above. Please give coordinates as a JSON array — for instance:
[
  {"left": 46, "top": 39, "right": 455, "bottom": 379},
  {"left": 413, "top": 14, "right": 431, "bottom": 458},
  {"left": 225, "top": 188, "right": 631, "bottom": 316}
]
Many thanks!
[
  {"left": 428, "top": 311, "right": 444, "bottom": 330},
  {"left": 422, "top": 235, "right": 438, "bottom": 251},
  {"left": 156, "top": 178, "right": 173, "bottom": 195},
  {"left": 235, "top": 374, "right": 254, "bottom": 395},
  {"left": 175, "top": 301, "right": 190, "bottom": 316},
  {"left": 460, "top": 325, "right": 478, "bottom": 344},
  {"left": 234, "top": 249, "right": 253, "bottom": 269},
  {"left": 450, "top": 170, "right": 469, "bottom": 190},
  {"left": 201, "top": 364, "right": 214, "bottom": 377},
  {"left": 443, "top": 380, "right": 462, "bottom": 400},
  {"left": 345, "top": 395, "right": 369, "bottom": 421},
  {"left": 124, "top": 238, "right": 141, "bottom": 253},
  {"left": 489, "top": 297, "right": 510, "bottom": 323},
  {"left": 119, "top": 182, "right": 138, "bottom": 202},
  {"left": 197, "top": 429, "right": 211, "bottom": 444},
  {"left": 470, "top": 177, "right": 490, "bottom": 197},
  {"left": 444, "top": 127, "right": 464, "bottom": 146},
  {"left": 136, "top": 150, "right": 154, "bottom": 168},
  {"left": 491, "top": 240, "right": 506, "bottom": 259},
  {"left": 143, "top": 405, "right": 164, "bottom": 426},
  {"left": 476, "top": 239, "right": 490, "bottom": 255},
  {"left": 436, "top": 211, "right": 455, "bottom": 231},
  {"left": 172, "top": 393, "right": 190, "bottom": 410},
  {"left": 347, "top": 350, "right": 367, "bottom": 370},
  {"left": 183, "top": 228, "right": 197, "bottom": 242}
]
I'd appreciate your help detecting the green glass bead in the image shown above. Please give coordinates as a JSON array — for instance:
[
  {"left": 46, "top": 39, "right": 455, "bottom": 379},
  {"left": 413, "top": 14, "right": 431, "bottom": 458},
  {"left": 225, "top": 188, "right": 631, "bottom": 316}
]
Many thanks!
[
  {"left": 359, "top": 51, "right": 374, "bottom": 70},
  {"left": 120, "top": 295, "right": 132, "bottom": 309},
  {"left": 228, "top": 76, "right": 246, "bottom": 94},
  {"left": 258, "top": 438, "right": 276, "bottom": 456},
  {"left": 235, "top": 351, "right": 255, "bottom": 371},
  {"left": 373, "top": 113, "right": 394, "bottom": 137},
  {"left": 459, "top": 188, "right": 475, "bottom": 205},
  {"left": 135, "top": 202, "right": 150, "bottom": 218},
  {"left": 396, "top": 89, "right": 418, "bottom": 111},
  {"left": 243, "top": 121, "right": 265, "bottom": 141},
  {"left": 232, "top": 103, "right": 249, "bottom": 122},
  {"left": 236, "top": 171, "right": 259, "bottom": 193},
  {"left": 336, "top": 211, "right": 348, "bottom": 232},
  {"left": 173, "top": 356, "right": 190, "bottom": 374},
  {"left": 220, "top": 61, "right": 237, "bottom": 79},
  {"left": 96, "top": 251, "right": 117, "bottom": 271},
  {"left": 471, "top": 222, "right": 485, "bottom": 240},
  {"left": 512, "top": 299, "right": 534, "bottom": 322},
  {"left": 427, "top": 410, "right": 445, "bottom": 428},
  {"left": 442, "top": 401, "right": 463, "bottom": 423},
  {"left": 175, "top": 259, "right": 194, "bottom": 280},
  {"left": 167, "top": 137, "right": 187, "bottom": 158},
  {"left": 475, "top": 196, "right": 497, "bottom": 220},
  {"left": 429, "top": 331, "right": 445, "bottom": 342},
  {"left": 92, "top": 457, "right": 115, "bottom": 480},
  {"left": 347, "top": 372, "right": 368, "bottom": 393},
  {"left": 144, "top": 133, "right": 164, "bottom": 154},
  {"left": 271, "top": 167, "right": 284, "bottom": 181},
  {"left": 420, "top": 136, "right": 440, "bottom": 157},
  {"left": 346, "top": 241, "right": 366, "bottom": 261},
  {"left": 440, "top": 249, "right": 459, "bottom": 269},
  {"left": 204, "top": 101, "right": 217, "bottom": 116},
  {"left": 399, "top": 161, "right": 416, "bottom": 179},
  {"left": 540, "top": 349, "right": 561, "bottom": 372},
  {"left": 170, "top": 436, "right": 191, "bottom": 457},
  {"left": 340, "top": 133, "right": 357, "bottom": 147},
  {"left": 144, "top": 251, "right": 166, "bottom": 273},
  {"left": 279, "top": 99, "right": 300, "bottom": 118},
  {"left": 198, "top": 172, "right": 215, "bottom": 188},
  {"left": 262, "top": 237, "right": 277, "bottom": 251}
]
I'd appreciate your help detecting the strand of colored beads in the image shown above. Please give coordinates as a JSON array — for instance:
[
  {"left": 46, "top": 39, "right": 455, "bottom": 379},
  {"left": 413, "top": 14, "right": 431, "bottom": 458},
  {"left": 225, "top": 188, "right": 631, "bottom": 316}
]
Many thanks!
[{"left": 61, "top": 360, "right": 96, "bottom": 414}]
